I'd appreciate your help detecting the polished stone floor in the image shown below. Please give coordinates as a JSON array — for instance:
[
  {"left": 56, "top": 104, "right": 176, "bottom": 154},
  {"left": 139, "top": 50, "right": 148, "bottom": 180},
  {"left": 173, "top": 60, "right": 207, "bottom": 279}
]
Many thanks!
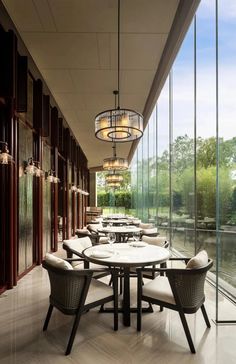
[{"left": 1, "top": 252, "right": 236, "bottom": 364}]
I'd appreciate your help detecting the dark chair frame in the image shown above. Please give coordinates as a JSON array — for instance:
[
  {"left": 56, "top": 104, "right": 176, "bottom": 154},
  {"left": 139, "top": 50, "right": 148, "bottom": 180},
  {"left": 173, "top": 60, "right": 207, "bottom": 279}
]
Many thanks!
[
  {"left": 62, "top": 242, "right": 110, "bottom": 280},
  {"left": 86, "top": 225, "right": 108, "bottom": 244},
  {"left": 134, "top": 240, "right": 169, "bottom": 280},
  {"left": 137, "top": 257, "right": 213, "bottom": 353},
  {"left": 76, "top": 229, "right": 99, "bottom": 245},
  {"left": 42, "top": 259, "right": 118, "bottom": 355}
]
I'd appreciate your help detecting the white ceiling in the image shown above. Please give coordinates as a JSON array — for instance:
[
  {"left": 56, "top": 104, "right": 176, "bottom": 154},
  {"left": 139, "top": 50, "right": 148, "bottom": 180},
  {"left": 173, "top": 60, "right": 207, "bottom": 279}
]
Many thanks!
[{"left": 2, "top": 0, "right": 179, "bottom": 168}]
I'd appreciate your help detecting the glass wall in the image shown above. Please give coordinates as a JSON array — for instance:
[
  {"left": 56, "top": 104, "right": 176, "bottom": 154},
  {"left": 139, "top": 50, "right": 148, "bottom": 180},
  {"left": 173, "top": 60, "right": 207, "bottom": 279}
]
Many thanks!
[
  {"left": 130, "top": 0, "right": 236, "bottom": 316},
  {"left": 148, "top": 108, "right": 157, "bottom": 224},
  {"left": 157, "top": 80, "right": 170, "bottom": 239}
]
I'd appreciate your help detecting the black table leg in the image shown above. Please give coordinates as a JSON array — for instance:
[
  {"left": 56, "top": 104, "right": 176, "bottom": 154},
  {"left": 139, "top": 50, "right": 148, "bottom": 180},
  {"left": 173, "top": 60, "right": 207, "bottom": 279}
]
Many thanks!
[{"left": 122, "top": 267, "right": 130, "bottom": 326}]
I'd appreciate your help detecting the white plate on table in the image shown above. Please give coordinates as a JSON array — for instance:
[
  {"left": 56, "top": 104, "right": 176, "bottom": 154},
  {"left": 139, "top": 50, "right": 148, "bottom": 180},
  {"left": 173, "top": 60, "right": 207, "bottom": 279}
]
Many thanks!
[
  {"left": 129, "top": 241, "right": 148, "bottom": 248},
  {"left": 89, "top": 251, "right": 113, "bottom": 259}
]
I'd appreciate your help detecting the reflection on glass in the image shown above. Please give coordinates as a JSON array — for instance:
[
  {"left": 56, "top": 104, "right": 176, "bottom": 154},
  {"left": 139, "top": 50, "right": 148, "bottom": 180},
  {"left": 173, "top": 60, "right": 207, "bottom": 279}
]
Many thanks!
[{"left": 130, "top": 0, "right": 236, "bottom": 306}]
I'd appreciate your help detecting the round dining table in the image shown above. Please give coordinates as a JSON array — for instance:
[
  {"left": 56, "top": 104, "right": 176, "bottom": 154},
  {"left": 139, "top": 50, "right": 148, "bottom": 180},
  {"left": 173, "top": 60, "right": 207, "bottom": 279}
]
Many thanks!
[
  {"left": 83, "top": 243, "right": 170, "bottom": 326},
  {"left": 98, "top": 225, "right": 142, "bottom": 242}
]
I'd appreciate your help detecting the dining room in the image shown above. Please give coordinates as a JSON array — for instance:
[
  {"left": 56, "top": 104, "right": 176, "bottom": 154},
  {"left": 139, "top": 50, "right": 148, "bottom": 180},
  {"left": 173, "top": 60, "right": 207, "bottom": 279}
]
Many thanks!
[{"left": 0, "top": 0, "right": 236, "bottom": 363}]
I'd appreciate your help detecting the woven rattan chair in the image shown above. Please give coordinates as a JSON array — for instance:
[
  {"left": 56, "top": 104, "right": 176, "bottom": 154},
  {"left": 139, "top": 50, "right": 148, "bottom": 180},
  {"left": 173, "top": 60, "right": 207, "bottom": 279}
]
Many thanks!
[
  {"left": 63, "top": 237, "right": 110, "bottom": 279},
  {"left": 140, "top": 227, "right": 158, "bottom": 238},
  {"left": 87, "top": 224, "right": 109, "bottom": 244},
  {"left": 76, "top": 228, "right": 99, "bottom": 245},
  {"left": 137, "top": 256, "right": 213, "bottom": 353},
  {"left": 142, "top": 235, "right": 169, "bottom": 248},
  {"left": 133, "top": 236, "right": 169, "bottom": 280},
  {"left": 42, "top": 259, "right": 118, "bottom": 355}
]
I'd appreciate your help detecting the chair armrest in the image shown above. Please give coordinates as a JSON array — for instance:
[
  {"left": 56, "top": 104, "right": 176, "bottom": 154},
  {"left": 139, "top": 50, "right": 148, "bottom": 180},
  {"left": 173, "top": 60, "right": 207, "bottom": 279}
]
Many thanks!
[
  {"left": 136, "top": 267, "right": 168, "bottom": 273},
  {"left": 88, "top": 267, "right": 118, "bottom": 274},
  {"left": 65, "top": 257, "right": 86, "bottom": 263},
  {"left": 137, "top": 260, "right": 213, "bottom": 276},
  {"left": 169, "top": 257, "right": 190, "bottom": 263}
]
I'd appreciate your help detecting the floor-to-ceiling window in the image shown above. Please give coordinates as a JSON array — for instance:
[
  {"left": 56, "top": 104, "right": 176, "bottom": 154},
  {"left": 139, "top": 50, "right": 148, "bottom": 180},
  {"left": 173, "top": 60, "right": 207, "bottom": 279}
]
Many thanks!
[
  {"left": 172, "top": 23, "right": 195, "bottom": 255},
  {"left": 148, "top": 108, "right": 157, "bottom": 224},
  {"left": 157, "top": 80, "right": 170, "bottom": 239},
  {"left": 130, "top": 0, "right": 236, "bottom": 316}
]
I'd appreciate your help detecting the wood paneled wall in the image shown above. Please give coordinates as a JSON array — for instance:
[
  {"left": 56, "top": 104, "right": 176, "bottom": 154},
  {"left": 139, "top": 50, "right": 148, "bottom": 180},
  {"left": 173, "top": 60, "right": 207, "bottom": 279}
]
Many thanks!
[{"left": 0, "top": 24, "right": 89, "bottom": 293}]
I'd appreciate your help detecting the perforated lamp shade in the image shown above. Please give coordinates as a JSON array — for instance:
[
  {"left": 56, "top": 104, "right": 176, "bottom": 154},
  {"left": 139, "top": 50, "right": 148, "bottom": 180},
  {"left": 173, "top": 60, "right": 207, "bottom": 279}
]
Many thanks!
[
  {"left": 103, "top": 156, "right": 128, "bottom": 171},
  {"left": 105, "top": 173, "right": 123, "bottom": 183},
  {"left": 95, "top": 108, "right": 143, "bottom": 142},
  {"left": 107, "top": 181, "right": 121, "bottom": 188}
]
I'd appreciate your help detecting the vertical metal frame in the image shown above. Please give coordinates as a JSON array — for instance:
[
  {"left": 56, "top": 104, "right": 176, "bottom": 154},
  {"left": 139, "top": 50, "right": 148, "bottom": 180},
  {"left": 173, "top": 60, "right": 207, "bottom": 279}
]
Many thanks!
[
  {"left": 194, "top": 15, "right": 197, "bottom": 255},
  {"left": 214, "top": 0, "right": 236, "bottom": 324},
  {"left": 169, "top": 71, "right": 173, "bottom": 247}
]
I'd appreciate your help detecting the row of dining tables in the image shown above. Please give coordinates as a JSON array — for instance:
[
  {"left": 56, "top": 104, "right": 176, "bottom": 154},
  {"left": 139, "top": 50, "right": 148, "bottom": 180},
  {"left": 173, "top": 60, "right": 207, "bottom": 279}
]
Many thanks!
[{"left": 83, "top": 217, "right": 169, "bottom": 326}]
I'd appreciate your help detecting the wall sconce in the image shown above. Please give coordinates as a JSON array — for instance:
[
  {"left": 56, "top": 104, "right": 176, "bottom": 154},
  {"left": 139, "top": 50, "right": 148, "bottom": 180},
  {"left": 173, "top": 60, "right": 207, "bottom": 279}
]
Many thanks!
[
  {"left": 25, "top": 158, "right": 44, "bottom": 177},
  {"left": 0, "top": 141, "right": 13, "bottom": 164},
  {"left": 71, "top": 184, "right": 78, "bottom": 192},
  {"left": 81, "top": 190, "right": 89, "bottom": 196},
  {"left": 46, "top": 170, "right": 60, "bottom": 183}
]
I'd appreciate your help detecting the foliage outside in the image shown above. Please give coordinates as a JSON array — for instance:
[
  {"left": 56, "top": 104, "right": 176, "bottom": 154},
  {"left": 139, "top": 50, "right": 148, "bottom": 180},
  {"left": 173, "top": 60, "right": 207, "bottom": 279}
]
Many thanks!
[
  {"left": 97, "top": 170, "right": 132, "bottom": 212},
  {"left": 97, "top": 136, "right": 236, "bottom": 225},
  {"left": 134, "top": 135, "right": 236, "bottom": 225}
]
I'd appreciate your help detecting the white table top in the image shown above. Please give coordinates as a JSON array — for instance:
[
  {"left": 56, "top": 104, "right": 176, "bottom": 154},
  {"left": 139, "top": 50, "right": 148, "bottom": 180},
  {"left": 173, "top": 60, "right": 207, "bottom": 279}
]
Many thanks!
[
  {"left": 98, "top": 226, "right": 142, "bottom": 234},
  {"left": 102, "top": 219, "right": 130, "bottom": 224},
  {"left": 83, "top": 243, "right": 170, "bottom": 268}
]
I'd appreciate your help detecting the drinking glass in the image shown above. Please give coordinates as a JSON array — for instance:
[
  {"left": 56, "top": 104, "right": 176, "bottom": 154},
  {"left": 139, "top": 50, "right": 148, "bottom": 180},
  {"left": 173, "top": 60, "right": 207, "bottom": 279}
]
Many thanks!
[
  {"left": 133, "top": 231, "right": 140, "bottom": 242},
  {"left": 108, "top": 232, "right": 116, "bottom": 251}
]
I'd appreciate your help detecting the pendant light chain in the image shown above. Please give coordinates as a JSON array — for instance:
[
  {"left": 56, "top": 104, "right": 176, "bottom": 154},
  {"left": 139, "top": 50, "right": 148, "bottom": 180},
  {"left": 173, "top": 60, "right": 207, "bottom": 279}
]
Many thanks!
[
  {"left": 117, "top": 0, "right": 120, "bottom": 109},
  {"left": 95, "top": 0, "right": 143, "bottom": 143}
]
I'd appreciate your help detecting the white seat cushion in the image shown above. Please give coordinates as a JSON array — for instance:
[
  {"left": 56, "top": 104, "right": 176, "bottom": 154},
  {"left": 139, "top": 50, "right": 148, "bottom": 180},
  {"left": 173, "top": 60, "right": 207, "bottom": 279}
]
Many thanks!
[
  {"left": 63, "top": 237, "right": 92, "bottom": 254},
  {"left": 45, "top": 253, "right": 73, "bottom": 270},
  {"left": 143, "top": 276, "right": 175, "bottom": 305},
  {"left": 141, "top": 227, "right": 158, "bottom": 235},
  {"left": 63, "top": 237, "right": 92, "bottom": 267},
  {"left": 139, "top": 223, "right": 153, "bottom": 229},
  {"left": 76, "top": 228, "right": 91, "bottom": 235},
  {"left": 87, "top": 223, "right": 103, "bottom": 233},
  {"left": 186, "top": 250, "right": 208, "bottom": 269},
  {"left": 142, "top": 235, "right": 167, "bottom": 246},
  {"left": 99, "top": 236, "right": 109, "bottom": 244},
  {"left": 85, "top": 278, "right": 113, "bottom": 305},
  {"left": 74, "top": 262, "right": 109, "bottom": 278},
  {"left": 73, "top": 262, "right": 107, "bottom": 270}
]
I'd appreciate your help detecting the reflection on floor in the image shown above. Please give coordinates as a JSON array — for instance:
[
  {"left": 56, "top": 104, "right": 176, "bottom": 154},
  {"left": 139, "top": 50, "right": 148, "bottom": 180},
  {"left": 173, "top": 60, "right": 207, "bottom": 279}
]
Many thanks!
[{"left": 0, "top": 252, "right": 236, "bottom": 364}]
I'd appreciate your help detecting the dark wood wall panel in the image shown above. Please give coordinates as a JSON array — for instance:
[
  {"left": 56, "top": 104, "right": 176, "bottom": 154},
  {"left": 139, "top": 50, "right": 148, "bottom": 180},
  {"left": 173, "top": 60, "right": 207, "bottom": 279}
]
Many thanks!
[
  {"left": 42, "top": 95, "right": 50, "bottom": 137},
  {"left": 0, "top": 19, "right": 90, "bottom": 293},
  {"left": 51, "top": 107, "right": 59, "bottom": 147},
  {"left": 33, "top": 79, "right": 43, "bottom": 132},
  {"left": 18, "top": 123, "right": 34, "bottom": 275},
  {"left": 42, "top": 144, "right": 52, "bottom": 257},
  {"left": 17, "top": 55, "right": 28, "bottom": 112},
  {"left": 0, "top": 28, "right": 17, "bottom": 98}
]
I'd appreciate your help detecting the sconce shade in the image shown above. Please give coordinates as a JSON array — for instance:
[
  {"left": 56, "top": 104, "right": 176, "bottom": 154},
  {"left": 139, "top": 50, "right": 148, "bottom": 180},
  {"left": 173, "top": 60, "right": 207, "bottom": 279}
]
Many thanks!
[{"left": 0, "top": 142, "right": 13, "bottom": 164}]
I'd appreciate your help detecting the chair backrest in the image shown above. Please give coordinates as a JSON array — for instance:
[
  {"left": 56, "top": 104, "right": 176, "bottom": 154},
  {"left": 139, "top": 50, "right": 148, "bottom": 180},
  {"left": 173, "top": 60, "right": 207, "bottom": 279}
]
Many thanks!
[
  {"left": 167, "top": 259, "right": 213, "bottom": 310},
  {"left": 42, "top": 260, "right": 93, "bottom": 314},
  {"left": 63, "top": 237, "right": 92, "bottom": 257},
  {"left": 139, "top": 223, "right": 153, "bottom": 229},
  {"left": 76, "top": 228, "right": 91, "bottom": 236},
  {"left": 87, "top": 223, "right": 103, "bottom": 233},
  {"left": 141, "top": 227, "right": 158, "bottom": 236},
  {"left": 142, "top": 235, "right": 167, "bottom": 246}
]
